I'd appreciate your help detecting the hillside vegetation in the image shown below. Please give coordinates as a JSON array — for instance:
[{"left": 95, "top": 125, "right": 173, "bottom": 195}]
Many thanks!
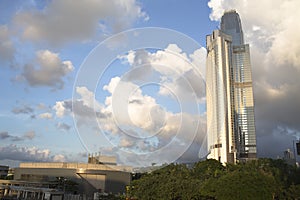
[{"left": 127, "top": 159, "right": 300, "bottom": 200}]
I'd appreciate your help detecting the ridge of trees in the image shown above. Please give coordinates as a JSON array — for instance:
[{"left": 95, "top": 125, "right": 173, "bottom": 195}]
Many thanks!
[{"left": 127, "top": 158, "right": 300, "bottom": 200}]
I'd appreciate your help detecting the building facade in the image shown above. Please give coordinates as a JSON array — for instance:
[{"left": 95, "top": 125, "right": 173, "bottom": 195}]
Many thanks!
[
  {"left": 206, "top": 10, "right": 257, "bottom": 164},
  {"left": 0, "top": 155, "right": 132, "bottom": 199},
  {"left": 283, "top": 149, "right": 296, "bottom": 166}
]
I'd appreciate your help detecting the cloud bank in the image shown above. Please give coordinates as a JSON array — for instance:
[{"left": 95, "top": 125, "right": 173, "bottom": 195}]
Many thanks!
[
  {"left": 14, "top": 0, "right": 148, "bottom": 46},
  {"left": 0, "top": 144, "right": 66, "bottom": 162},
  {"left": 53, "top": 44, "right": 207, "bottom": 166}
]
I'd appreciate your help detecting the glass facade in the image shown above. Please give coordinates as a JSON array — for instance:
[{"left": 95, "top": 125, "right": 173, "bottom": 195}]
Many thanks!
[
  {"left": 232, "top": 45, "right": 257, "bottom": 159},
  {"left": 221, "top": 10, "right": 244, "bottom": 46},
  {"left": 206, "top": 11, "right": 256, "bottom": 163}
]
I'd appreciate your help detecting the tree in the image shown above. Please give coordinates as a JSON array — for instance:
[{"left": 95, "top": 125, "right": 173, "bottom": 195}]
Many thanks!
[
  {"left": 200, "top": 169, "right": 278, "bottom": 200},
  {"left": 192, "top": 159, "right": 225, "bottom": 181},
  {"left": 128, "top": 164, "right": 201, "bottom": 200},
  {"left": 126, "top": 159, "right": 300, "bottom": 199}
]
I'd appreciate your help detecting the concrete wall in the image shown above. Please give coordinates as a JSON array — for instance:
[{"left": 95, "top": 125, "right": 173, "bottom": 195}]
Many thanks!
[{"left": 14, "top": 167, "right": 131, "bottom": 195}]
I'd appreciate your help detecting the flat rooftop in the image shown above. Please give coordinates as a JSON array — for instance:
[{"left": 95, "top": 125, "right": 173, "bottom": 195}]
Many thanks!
[{"left": 19, "top": 162, "right": 132, "bottom": 172}]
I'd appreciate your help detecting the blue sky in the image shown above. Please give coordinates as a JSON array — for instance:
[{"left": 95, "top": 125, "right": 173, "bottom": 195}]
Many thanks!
[{"left": 1, "top": 0, "right": 300, "bottom": 167}]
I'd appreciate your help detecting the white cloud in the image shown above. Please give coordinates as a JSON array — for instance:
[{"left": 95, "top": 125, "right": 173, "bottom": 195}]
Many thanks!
[
  {"left": 53, "top": 101, "right": 68, "bottom": 118},
  {"left": 52, "top": 43, "right": 208, "bottom": 166},
  {"left": 103, "top": 78, "right": 167, "bottom": 135},
  {"left": 22, "top": 50, "right": 74, "bottom": 89},
  {"left": 119, "top": 44, "right": 206, "bottom": 102},
  {"left": 39, "top": 112, "right": 53, "bottom": 119},
  {"left": 103, "top": 77, "right": 121, "bottom": 95},
  {"left": 14, "top": 0, "right": 147, "bottom": 45},
  {"left": 76, "top": 86, "right": 101, "bottom": 109},
  {"left": 0, "top": 144, "right": 70, "bottom": 163},
  {"left": 207, "top": 0, "right": 225, "bottom": 21},
  {"left": 75, "top": 81, "right": 206, "bottom": 165},
  {"left": 0, "top": 145, "right": 50, "bottom": 162},
  {"left": 54, "top": 82, "right": 206, "bottom": 156}
]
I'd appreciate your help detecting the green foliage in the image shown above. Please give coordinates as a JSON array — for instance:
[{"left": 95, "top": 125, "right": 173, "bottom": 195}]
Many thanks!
[
  {"left": 283, "top": 184, "right": 300, "bottom": 200},
  {"left": 129, "top": 164, "right": 201, "bottom": 200},
  {"left": 200, "top": 169, "right": 278, "bottom": 200},
  {"left": 127, "top": 159, "right": 300, "bottom": 200},
  {"left": 192, "top": 159, "right": 225, "bottom": 181}
]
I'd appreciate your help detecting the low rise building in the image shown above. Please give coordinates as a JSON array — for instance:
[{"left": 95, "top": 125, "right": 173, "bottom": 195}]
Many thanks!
[{"left": 1, "top": 155, "right": 132, "bottom": 199}]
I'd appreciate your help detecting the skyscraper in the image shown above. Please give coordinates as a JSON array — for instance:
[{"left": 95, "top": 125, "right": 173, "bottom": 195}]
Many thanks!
[{"left": 206, "top": 10, "right": 256, "bottom": 164}]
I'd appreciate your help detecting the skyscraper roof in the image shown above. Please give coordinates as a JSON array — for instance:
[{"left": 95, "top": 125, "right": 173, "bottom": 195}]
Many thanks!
[{"left": 221, "top": 10, "right": 244, "bottom": 45}]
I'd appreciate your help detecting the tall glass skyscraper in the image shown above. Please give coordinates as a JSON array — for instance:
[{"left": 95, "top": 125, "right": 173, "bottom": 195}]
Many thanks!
[{"left": 206, "top": 10, "right": 256, "bottom": 164}]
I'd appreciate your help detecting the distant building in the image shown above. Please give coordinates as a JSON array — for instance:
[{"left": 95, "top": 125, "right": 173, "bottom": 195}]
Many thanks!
[
  {"left": 284, "top": 149, "right": 294, "bottom": 159},
  {"left": 283, "top": 149, "right": 296, "bottom": 165},
  {"left": 0, "top": 155, "right": 132, "bottom": 199},
  {"left": 206, "top": 10, "right": 257, "bottom": 164},
  {"left": 0, "top": 166, "right": 9, "bottom": 179}
]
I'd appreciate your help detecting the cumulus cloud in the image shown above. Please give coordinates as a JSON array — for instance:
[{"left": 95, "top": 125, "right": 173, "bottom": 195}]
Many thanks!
[
  {"left": 14, "top": 0, "right": 147, "bottom": 46},
  {"left": 207, "top": 0, "right": 300, "bottom": 157},
  {"left": 0, "top": 144, "right": 67, "bottom": 162},
  {"left": 103, "top": 77, "right": 168, "bottom": 135},
  {"left": 58, "top": 80, "right": 206, "bottom": 166},
  {"left": 22, "top": 50, "right": 73, "bottom": 89},
  {"left": 76, "top": 86, "right": 100, "bottom": 108},
  {"left": 53, "top": 86, "right": 104, "bottom": 122},
  {"left": 53, "top": 101, "right": 68, "bottom": 118},
  {"left": 0, "top": 25, "right": 15, "bottom": 64},
  {"left": 51, "top": 43, "right": 208, "bottom": 166},
  {"left": 119, "top": 44, "right": 206, "bottom": 102},
  {"left": 38, "top": 112, "right": 52, "bottom": 119}
]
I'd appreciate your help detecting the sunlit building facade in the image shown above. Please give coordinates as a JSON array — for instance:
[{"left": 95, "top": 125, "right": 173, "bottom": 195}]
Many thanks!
[
  {"left": 0, "top": 155, "right": 132, "bottom": 199},
  {"left": 206, "top": 10, "right": 256, "bottom": 164}
]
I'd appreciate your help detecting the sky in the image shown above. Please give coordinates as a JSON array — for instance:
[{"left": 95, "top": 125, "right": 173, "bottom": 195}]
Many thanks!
[{"left": 0, "top": 0, "right": 300, "bottom": 168}]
